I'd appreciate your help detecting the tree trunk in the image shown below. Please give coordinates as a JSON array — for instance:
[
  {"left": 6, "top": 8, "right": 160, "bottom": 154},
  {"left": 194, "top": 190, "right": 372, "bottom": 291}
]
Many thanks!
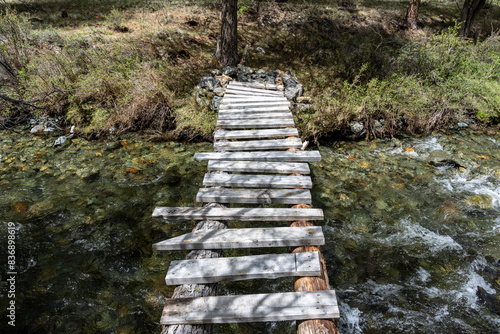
[
  {"left": 406, "top": 0, "right": 421, "bottom": 30},
  {"left": 459, "top": 0, "right": 486, "bottom": 37},
  {"left": 218, "top": 0, "right": 239, "bottom": 67}
]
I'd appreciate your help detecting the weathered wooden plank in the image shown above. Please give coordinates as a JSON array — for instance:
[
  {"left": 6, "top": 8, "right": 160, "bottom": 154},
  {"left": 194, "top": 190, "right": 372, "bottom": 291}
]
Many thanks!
[
  {"left": 196, "top": 188, "right": 312, "bottom": 204},
  {"left": 153, "top": 226, "right": 323, "bottom": 250},
  {"left": 194, "top": 151, "right": 321, "bottom": 162},
  {"left": 223, "top": 96, "right": 290, "bottom": 106},
  {"left": 219, "top": 106, "right": 291, "bottom": 113},
  {"left": 203, "top": 173, "right": 312, "bottom": 189},
  {"left": 160, "top": 290, "right": 339, "bottom": 324},
  {"left": 217, "top": 112, "right": 293, "bottom": 120},
  {"left": 228, "top": 81, "right": 284, "bottom": 91},
  {"left": 219, "top": 102, "right": 290, "bottom": 110},
  {"left": 214, "top": 138, "right": 301, "bottom": 151},
  {"left": 152, "top": 207, "right": 324, "bottom": 221},
  {"left": 207, "top": 161, "right": 310, "bottom": 174},
  {"left": 222, "top": 96, "right": 289, "bottom": 103},
  {"left": 217, "top": 119, "right": 295, "bottom": 129},
  {"left": 165, "top": 252, "right": 321, "bottom": 285},
  {"left": 225, "top": 88, "right": 283, "bottom": 96},
  {"left": 214, "top": 128, "right": 299, "bottom": 140}
]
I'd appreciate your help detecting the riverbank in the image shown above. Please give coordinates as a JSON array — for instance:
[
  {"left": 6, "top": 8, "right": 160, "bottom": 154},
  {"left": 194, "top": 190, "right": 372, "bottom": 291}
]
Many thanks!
[{"left": 1, "top": 0, "right": 499, "bottom": 142}]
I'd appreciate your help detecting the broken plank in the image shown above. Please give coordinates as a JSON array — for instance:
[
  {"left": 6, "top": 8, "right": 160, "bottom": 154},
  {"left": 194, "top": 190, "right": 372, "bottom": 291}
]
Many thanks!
[
  {"left": 214, "top": 128, "right": 299, "bottom": 140},
  {"left": 203, "top": 173, "right": 312, "bottom": 189},
  {"left": 207, "top": 161, "right": 310, "bottom": 174},
  {"left": 152, "top": 207, "right": 324, "bottom": 221},
  {"left": 152, "top": 226, "right": 324, "bottom": 250},
  {"left": 217, "top": 119, "right": 295, "bottom": 129},
  {"left": 196, "top": 188, "right": 312, "bottom": 204},
  {"left": 217, "top": 112, "right": 293, "bottom": 120},
  {"left": 165, "top": 252, "right": 321, "bottom": 285},
  {"left": 194, "top": 151, "right": 321, "bottom": 162},
  {"left": 214, "top": 138, "right": 301, "bottom": 151},
  {"left": 160, "top": 290, "right": 339, "bottom": 324}
]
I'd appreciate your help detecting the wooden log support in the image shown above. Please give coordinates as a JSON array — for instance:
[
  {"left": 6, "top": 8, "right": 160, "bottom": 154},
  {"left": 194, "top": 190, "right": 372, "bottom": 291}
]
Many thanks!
[
  {"left": 289, "top": 142, "right": 340, "bottom": 333},
  {"left": 161, "top": 205, "right": 227, "bottom": 334}
]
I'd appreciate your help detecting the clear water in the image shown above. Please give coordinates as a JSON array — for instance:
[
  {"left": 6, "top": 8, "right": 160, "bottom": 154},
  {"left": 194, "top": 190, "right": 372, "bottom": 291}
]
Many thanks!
[{"left": 0, "top": 129, "right": 499, "bottom": 333}]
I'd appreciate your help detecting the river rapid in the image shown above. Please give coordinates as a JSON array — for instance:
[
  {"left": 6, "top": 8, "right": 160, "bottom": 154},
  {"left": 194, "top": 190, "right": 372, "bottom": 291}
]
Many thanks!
[{"left": 0, "top": 128, "right": 499, "bottom": 333}]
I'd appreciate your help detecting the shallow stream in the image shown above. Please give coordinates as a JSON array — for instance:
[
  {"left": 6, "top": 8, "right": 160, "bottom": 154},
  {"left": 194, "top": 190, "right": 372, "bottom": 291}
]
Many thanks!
[{"left": 0, "top": 129, "right": 499, "bottom": 333}]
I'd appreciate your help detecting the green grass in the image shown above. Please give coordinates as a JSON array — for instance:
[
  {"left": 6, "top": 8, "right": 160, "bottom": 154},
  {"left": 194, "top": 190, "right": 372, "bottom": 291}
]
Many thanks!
[{"left": 0, "top": 0, "right": 499, "bottom": 140}]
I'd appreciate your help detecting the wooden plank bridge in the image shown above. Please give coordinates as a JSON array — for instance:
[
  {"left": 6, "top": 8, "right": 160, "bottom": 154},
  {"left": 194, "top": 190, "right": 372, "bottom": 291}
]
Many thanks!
[{"left": 152, "top": 81, "right": 339, "bottom": 333}]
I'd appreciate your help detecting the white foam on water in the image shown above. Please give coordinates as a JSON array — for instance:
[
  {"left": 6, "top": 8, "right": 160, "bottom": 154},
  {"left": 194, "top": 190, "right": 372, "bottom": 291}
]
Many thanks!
[
  {"left": 338, "top": 302, "right": 363, "bottom": 334},
  {"left": 410, "top": 267, "right": 431, "bottom": 285},
  {"left": 436, "top": 172, "right": 500, "bottom": 209},
  {"left": 411, "top": 136, "right": 444, "bottom": 153},
  {"left": 382, "top": 220, "right": 463, "bottom": 256}
]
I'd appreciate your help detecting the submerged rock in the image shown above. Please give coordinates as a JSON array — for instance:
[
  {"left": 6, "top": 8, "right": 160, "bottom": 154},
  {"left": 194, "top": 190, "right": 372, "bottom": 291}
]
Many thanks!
[
  {"left": 427, "top": 150, "right": 467, "bottom": 168},
  {"left": 477, "top": 286, "right": 500, "bottom": 315},
  {"left": 464, "top": 194, "right": 493, "bottom": 209},
  {"left": 27, "top": 201, "right": 56, "bottom": 219}
]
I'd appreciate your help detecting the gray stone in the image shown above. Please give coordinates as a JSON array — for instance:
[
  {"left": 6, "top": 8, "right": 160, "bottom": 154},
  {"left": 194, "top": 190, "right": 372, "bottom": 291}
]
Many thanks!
[
  {"left": 30, "top": 124, "right": 44, "bottom": 133},
  {"left": 210, "top": 96, "right": 222, "bottom": 111},
  {"left": 457, "top": 122, "right": 469, "bottom": 128},
  {"left": 285, "top": 83, "right": 303, "bottom": 100},
  {"left": 257, "top": 69, "right": 267, "bottom": 75},
  {"left": 43, "top": 127, "right": 55, "bottom": 132},
  {"left": 54, "top": 136, "right": 68, "bottom": 146},
  {"left": 238, "top": 65, "right": 253, "bottom": 75},
  {"left": 214, "top": 87, "right": 225, "bottom": 97},
  {"left": 199, "top": 75, "right": 220, "bottom": 91},
  {"left": 223, "top": 66, "right": 237, "bottom": 77},
  {"left": 350, "top": 121, "right": 364, "bottom": 134},
  {"left": 210, "top": 69, "right": 222, "bottom": 76},
  {"left": 256, "top": 47, "right": 266, "bottom": 53}
]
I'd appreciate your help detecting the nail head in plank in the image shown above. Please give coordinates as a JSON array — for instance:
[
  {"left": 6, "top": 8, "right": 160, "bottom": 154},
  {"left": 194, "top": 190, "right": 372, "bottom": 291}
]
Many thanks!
[
  {"left": 217, "top": 112, "right": 293, "bottom": 120},
  {"left": 196, "top": 188, "right": 312, "bottom": 204},
  {"left": 153, "top": 226, "right": 323, "bottom": 250},
  {"left": 203, "top": 173, "right": 313, "bottom": 189},
  {"left": 165, "top": 252, "right": 321, "bottom": 285},
  {"left": 194, "top": 151, "right": 322, "bottom": 162},
  {"left": 152, "top": 207, "right": 324, "bottom": 221},
  {"left": 207, "top": 161, "right": 310, "bottom": 174},
  {"left": 214, "top": 138, "right": 302, "bottom": 151},
  {"left": 160, "top": 290, "right": 339, "bottom": 324},
  {"left": 214, "top": 128, "right": 299, "bottom": 140},
  {"left": 217, "top": 119, "right": 295, "bottom": 129}
]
